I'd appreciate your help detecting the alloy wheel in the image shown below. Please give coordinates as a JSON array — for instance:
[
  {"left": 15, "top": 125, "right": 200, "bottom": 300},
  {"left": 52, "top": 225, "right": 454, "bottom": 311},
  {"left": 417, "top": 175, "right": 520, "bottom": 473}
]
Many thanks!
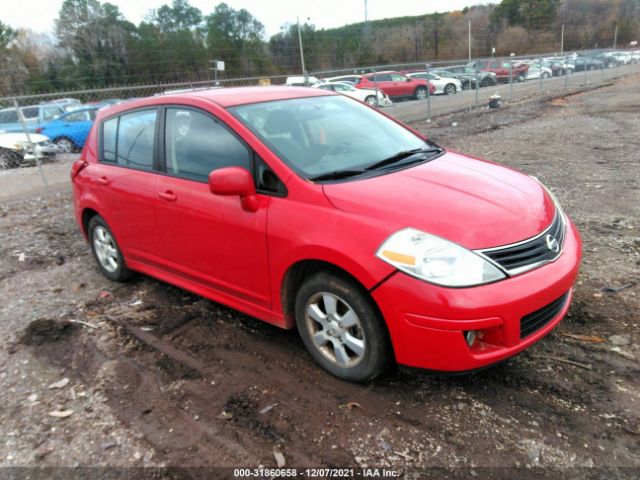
[
  {"left": 93, "top": 226, "right": 119, "bottom": 273},
  {"left": 305, "top": 292, "right": 365, "bottom": 368}
]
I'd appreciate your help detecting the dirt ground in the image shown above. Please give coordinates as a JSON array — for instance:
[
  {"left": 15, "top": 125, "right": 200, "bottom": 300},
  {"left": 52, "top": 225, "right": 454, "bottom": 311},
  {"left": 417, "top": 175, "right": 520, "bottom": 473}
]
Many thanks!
[{"left": 0, "top": 76, "right": 638, "bottom": 479}]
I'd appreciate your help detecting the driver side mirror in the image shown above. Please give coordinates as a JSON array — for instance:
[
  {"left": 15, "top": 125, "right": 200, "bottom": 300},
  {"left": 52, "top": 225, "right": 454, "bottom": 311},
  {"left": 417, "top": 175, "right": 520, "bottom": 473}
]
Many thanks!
[{"left": 209, "top": 167, "right": 259, "bottom": 212}]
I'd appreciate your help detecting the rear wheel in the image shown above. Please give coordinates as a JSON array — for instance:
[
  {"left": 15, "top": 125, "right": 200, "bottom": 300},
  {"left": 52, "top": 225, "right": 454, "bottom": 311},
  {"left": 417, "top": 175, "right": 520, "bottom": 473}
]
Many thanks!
[
  {"left": 444, "top": 83, "right": 457, "bottom": 95},
  {"left": 88, "top": 215, "right": 134, "bottom": 282},
  {"left": 414, "top": 86, "right": 428, "bottom": 100},
  {"left": 295, "top": 272, "right": 392, "bottom": 382},
  {"left": 364, "top": 95, "right": 377, "bottom": 107},
  {"left": 480, "top": 77, "right": 493, "bottom": 87},
  {"left": 54, "top": 137, "right": 76, "bottom": 153},
  {"left": 541, "top": 72, "right": 550, "bottom": 79}
]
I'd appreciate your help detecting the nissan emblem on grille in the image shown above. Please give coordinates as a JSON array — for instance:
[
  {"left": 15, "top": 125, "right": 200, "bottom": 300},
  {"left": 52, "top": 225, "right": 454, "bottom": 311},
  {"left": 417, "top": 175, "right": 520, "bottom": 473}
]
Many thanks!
[{"left": 546, "top": 234, "right": 560, "bottom": 253}]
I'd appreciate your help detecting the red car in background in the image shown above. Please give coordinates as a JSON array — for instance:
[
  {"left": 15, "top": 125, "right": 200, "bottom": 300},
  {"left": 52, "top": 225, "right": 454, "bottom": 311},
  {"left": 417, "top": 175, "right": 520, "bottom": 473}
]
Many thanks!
[
  {"left": 72, "top": 86, "right": 581, "bottom": 383},
  {"left": 356, "top": 71, "right": 435, "bottom": 100},
  {"left": 466, "top": 59, "right": 530, "bottom": 82}
]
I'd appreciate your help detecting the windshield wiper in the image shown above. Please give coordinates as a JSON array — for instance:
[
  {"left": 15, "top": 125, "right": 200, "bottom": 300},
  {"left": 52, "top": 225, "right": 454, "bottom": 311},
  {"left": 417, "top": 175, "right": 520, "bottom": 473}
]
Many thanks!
[
  {"left": 308, "top": 169, "right": 366, "bottom": 182},
  {"left": 364, "top": 146, "right": 444, "bottom": 171}
]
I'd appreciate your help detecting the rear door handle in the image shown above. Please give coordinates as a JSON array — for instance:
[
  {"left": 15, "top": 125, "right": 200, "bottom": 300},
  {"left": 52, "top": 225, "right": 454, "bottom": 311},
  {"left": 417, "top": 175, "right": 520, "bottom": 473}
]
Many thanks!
[
  {"left": 158, "top": 190, "right": 177, "bottom": 202},
  {"left": 97, "top": 176, "right": 109, "bottom": 185}
]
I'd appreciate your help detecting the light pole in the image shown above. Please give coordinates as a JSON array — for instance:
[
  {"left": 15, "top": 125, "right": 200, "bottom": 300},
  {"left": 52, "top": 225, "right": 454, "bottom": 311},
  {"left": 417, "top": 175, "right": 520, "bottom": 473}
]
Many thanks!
[{"left": 297, "top": 17, "right": 307, "bottom": 84}]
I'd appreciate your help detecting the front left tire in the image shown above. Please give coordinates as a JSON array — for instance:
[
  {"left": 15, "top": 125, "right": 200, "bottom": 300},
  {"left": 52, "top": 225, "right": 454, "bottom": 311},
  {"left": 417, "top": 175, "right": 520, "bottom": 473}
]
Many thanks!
[
  {"left": 295, "top": 271, "right": 392, "bottom": 382},
  {"left": 444, "top": 83, "right": 457, "bottom": 95},
  {"left": 414, "top": 86, "right": 428, "bottom": 100}
]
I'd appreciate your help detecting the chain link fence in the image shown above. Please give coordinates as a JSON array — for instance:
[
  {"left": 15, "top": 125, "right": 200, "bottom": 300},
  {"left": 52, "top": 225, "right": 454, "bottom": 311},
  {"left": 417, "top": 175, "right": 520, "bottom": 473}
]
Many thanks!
[{"left": 0, "top": 47, "right": 638, "bottom": 189}]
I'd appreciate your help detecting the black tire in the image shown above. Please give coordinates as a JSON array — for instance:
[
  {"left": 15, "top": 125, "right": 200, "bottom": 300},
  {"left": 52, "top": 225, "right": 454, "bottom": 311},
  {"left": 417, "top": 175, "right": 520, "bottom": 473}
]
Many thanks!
[
  {"left": 541, "top": 72, "right": 550, "bottom": 79},
  {"left": 0, "top": 148, "right": 22, "bottom": 170},
  {"left": 88, "top": 215, "right": 134, "bottom": 282},
  {"left": 480, "top": 77, "right": 493, "bottom": 88},
  {"left": 295, "top": 272, "right": 392, "bottom": 382},
  {"left": 414, "top": 86, "right": 428, "bottom": 100},
  {"left": 444, "top": 83, "right": 456, "bottom": 95}
]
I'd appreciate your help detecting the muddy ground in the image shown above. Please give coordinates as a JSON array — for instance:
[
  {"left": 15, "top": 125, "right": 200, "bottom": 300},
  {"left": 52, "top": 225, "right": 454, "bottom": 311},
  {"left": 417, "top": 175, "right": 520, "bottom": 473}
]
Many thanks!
[{"left": 0, "top": 76, "right": 638, "bottom": 479}]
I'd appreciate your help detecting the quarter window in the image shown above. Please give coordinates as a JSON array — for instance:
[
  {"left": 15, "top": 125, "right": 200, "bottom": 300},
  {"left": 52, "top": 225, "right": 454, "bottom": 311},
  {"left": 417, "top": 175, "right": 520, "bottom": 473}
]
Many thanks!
[
  {"left": 164, "top": 108, "right": 251, "bottom": 182},
  {"left": 102, "top": 117, "right": 118, "bottom": 162}
]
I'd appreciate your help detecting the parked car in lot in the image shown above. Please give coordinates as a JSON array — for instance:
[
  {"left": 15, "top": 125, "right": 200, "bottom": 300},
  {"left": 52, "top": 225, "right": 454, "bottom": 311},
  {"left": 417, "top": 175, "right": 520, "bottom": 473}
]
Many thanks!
[
  {"left": 285, "top": 76, "right": 322, "bottom": 86},
  {"left": 467, "top": 59, "right": 529, "bottom": 82},
  {"left": 43, "top": 98, "right": 83, "bottom": 112},
  {"left": 356, "top": 71, "right": 434, "bottom": 100},
  {"left": 312, "top": 82, "right": 392, "bottom": 107},
  {"left": 72, "top": 86, "right": 581, "bottom": 382},
  {"left": 0, "top": 104, "right": 66, "bottom": 133},
  {"left": 436, "top": 66, "right": 497, "bottom": 88},
  {"left": 523, "top": 62, "right": 553, "bottom": 80},
  {"left": 0, "top": 132, "right": 58, "bottom": 169},
  {"left": 406, "top": 72, "right": 462, "bottom": 95},
  {"left": 85, "top": 99, "right": 125, "bottom": 109},
  {"left": 573, "top": 56, "right": 605, "bottom": 71},
  {"left": 35, "top": 106, "right": 99, "bottom": 152},
  {"left": 323, "top": 74, "right": 362, "bottom": 85}
]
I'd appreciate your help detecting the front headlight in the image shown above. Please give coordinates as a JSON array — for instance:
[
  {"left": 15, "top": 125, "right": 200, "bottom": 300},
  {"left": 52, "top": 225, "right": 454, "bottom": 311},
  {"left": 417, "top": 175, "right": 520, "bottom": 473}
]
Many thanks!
[{"left": 376, "top": 228, "right": 506, "bottom": 287}]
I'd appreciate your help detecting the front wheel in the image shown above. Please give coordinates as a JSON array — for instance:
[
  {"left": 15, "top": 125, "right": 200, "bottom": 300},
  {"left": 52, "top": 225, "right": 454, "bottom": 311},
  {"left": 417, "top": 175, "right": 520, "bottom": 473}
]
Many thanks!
[
  {"left": 295, "top": 272, "right": 392, "bottom": 382},
  {"left": 541, "top": 72, "right": 550, "bottom": 79},
  {"left": 88, "top": 215, "right": 134, "bottom": 282},
  {"left": 444, "top": 83, "right": 457, "bottom": 95},
  {"left": 414, "top": 86, "right": 428, "bottom": 100}
]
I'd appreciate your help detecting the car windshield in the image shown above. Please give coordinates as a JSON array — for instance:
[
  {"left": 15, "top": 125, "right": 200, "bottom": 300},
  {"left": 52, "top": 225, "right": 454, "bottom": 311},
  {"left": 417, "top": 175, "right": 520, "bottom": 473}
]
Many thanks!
[{"left": 230, "top": 95, "right": 432, "bottom": 180}]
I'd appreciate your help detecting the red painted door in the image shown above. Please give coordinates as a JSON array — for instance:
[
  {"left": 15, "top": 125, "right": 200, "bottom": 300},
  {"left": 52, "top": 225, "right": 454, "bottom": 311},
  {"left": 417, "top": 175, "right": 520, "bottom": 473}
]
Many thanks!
[{"left": 154, "top": 106, "right": 272, "bottom": 307}]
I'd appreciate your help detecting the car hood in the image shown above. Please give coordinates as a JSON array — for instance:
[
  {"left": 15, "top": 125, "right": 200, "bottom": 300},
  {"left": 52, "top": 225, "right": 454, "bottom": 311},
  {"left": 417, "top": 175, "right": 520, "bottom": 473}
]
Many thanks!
[
  {"left": 0, "top": 132, "right": 50, "bottom": 147},
  {"left": 322, "top": 151, "right": 556, "bottom": 250}
]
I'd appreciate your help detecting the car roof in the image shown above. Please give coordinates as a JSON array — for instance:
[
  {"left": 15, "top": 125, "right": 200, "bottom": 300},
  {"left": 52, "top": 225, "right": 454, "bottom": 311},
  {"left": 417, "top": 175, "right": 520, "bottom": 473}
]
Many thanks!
[{"left": 102, "top": 86, "right": 334, "bottom": 113}]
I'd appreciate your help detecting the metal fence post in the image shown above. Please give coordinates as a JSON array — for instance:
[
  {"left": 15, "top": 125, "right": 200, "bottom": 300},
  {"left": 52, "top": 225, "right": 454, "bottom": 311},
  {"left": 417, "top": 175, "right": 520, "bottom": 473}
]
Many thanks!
[
  {"left": 564, "top": 62, "right": 569, "bottom": 90},
  {"left": 584, "top": 61, "right": 588, "bottom": 85},
  {"left": 539, "top": 57, "right": 543, "bottom": 92},
  {"left": 509, "top": 60, "right": 514, "bottom": 100},
  {"left": 373, "top": 69, "right": 379, "bottom": 107},
  {"left": 475, "top": 70, "right": 479, "bottom": 109},
  {"left": 12, "top": 99, "right": 49, "bottom": 191},
  {"left": 425, "top": 63, "right": 431, "bottom": 122}
]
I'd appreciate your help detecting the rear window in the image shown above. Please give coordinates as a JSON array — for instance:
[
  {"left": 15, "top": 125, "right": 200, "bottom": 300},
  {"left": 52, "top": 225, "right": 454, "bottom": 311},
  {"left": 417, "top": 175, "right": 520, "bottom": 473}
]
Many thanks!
[{"left": 0, "top": 109, "right": 19, "bottom": 123}]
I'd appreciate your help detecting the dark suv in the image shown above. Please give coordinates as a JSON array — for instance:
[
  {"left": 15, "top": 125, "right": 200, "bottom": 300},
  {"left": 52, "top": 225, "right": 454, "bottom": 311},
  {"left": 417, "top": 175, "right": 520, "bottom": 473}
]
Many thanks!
[{"left": 442, "top": 65, "right": 497, "bottom": 88}]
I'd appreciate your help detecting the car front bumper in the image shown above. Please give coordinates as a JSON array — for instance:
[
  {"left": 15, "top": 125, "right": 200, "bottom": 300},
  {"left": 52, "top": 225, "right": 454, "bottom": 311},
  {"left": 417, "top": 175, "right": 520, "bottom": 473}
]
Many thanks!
[
  {"left": 23, "top": 142, "right": 59, "bottom": 160},
  {"left": 372, "top": 217, "right": 582, "bottom": 372}
]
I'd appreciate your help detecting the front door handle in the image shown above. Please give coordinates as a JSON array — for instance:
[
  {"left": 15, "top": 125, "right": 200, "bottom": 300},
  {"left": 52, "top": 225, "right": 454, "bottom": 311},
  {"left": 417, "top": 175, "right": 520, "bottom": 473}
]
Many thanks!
[
  {"left": 97, "top": 176, "right": 109, "bottom": 185},
  {"left": 158, "top": 190, "right": 177, "bottom": 202}
]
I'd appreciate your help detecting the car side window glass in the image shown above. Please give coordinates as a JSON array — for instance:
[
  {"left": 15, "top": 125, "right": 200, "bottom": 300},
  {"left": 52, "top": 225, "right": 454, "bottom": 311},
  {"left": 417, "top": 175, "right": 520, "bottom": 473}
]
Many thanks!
[
  {"left": 164, "top": 108, "right": 251, "bottom": 182},
  {"left": 334, "top": 84, "right": 349, "bottom": 91},
  {"left": 21, "top": 107, "right": 39, "bottom": 119},
  {"left": 102, "top": 117, "right": 118, "bottom": 163},
  {"left": 390, "top": 74, "right": 406, "bottom": 82},
  {"left": 43, "top": 106, "right": 62, "bottom": 121},
  {"left": 372, "top": 73, "right": 391, "bottom": 82},
  {"left": 116, "top": 110, "right": 157, "bottom": 171},
  {"left": 0, "top": 110, "right": 18, "bottom": 123},
  {"left": 65, "top": 111, "right": 89, "bottom": 122}
]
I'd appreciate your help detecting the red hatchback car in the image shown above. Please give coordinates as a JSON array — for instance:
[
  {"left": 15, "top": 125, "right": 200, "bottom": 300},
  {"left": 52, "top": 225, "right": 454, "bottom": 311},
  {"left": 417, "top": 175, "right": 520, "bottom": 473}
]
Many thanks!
[
  {"left": 356, "top": 71, "right": 435, "bottom": 100},
  {"left": 72, "top": 86, "right": 581, "bottom": 382}
]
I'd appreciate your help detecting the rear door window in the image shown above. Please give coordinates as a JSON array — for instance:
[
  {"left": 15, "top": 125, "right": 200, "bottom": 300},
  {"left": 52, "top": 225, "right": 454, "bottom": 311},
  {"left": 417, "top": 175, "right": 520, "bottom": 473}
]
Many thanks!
[{"left": 116, "top": 110, "right": 157, "bottom": 171}]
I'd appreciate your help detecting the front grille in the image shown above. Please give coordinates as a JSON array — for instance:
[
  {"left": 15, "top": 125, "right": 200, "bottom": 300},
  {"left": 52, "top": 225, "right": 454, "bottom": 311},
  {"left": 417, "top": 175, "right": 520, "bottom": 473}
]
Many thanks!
[
  {"left": 479, "top": 211, "right": 565, "bottom": 275},
  {"left": 520, "top": 292, "right": 569, "bottom": 339}
]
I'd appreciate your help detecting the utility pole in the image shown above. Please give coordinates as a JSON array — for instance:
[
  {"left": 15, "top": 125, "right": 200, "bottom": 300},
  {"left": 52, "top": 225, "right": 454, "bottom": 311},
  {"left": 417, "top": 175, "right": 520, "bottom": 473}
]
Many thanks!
[
  {"left": 560, "top": 24, "right": 564, "bottom": 55},
  {"left": 468, "top": 20, "right": 471, "bottom": 60},
  {"left": 613, "top": 24, "right": 618, "bottom": 49},
  {"left": 297, "top": 17, "right": 307, "bottom": 83}
]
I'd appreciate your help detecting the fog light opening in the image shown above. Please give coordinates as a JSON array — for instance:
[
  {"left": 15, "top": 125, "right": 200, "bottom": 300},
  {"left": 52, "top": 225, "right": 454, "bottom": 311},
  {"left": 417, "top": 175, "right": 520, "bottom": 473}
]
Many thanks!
[{"left": 464, "top": 330, "right": 477, "bottom": 347}]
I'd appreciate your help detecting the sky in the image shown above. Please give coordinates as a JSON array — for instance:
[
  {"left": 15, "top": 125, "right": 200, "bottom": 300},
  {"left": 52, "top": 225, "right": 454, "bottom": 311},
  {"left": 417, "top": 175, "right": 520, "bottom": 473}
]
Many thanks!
[{"left": 2, "top": 0, "right": 490, "bottom": 37}]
